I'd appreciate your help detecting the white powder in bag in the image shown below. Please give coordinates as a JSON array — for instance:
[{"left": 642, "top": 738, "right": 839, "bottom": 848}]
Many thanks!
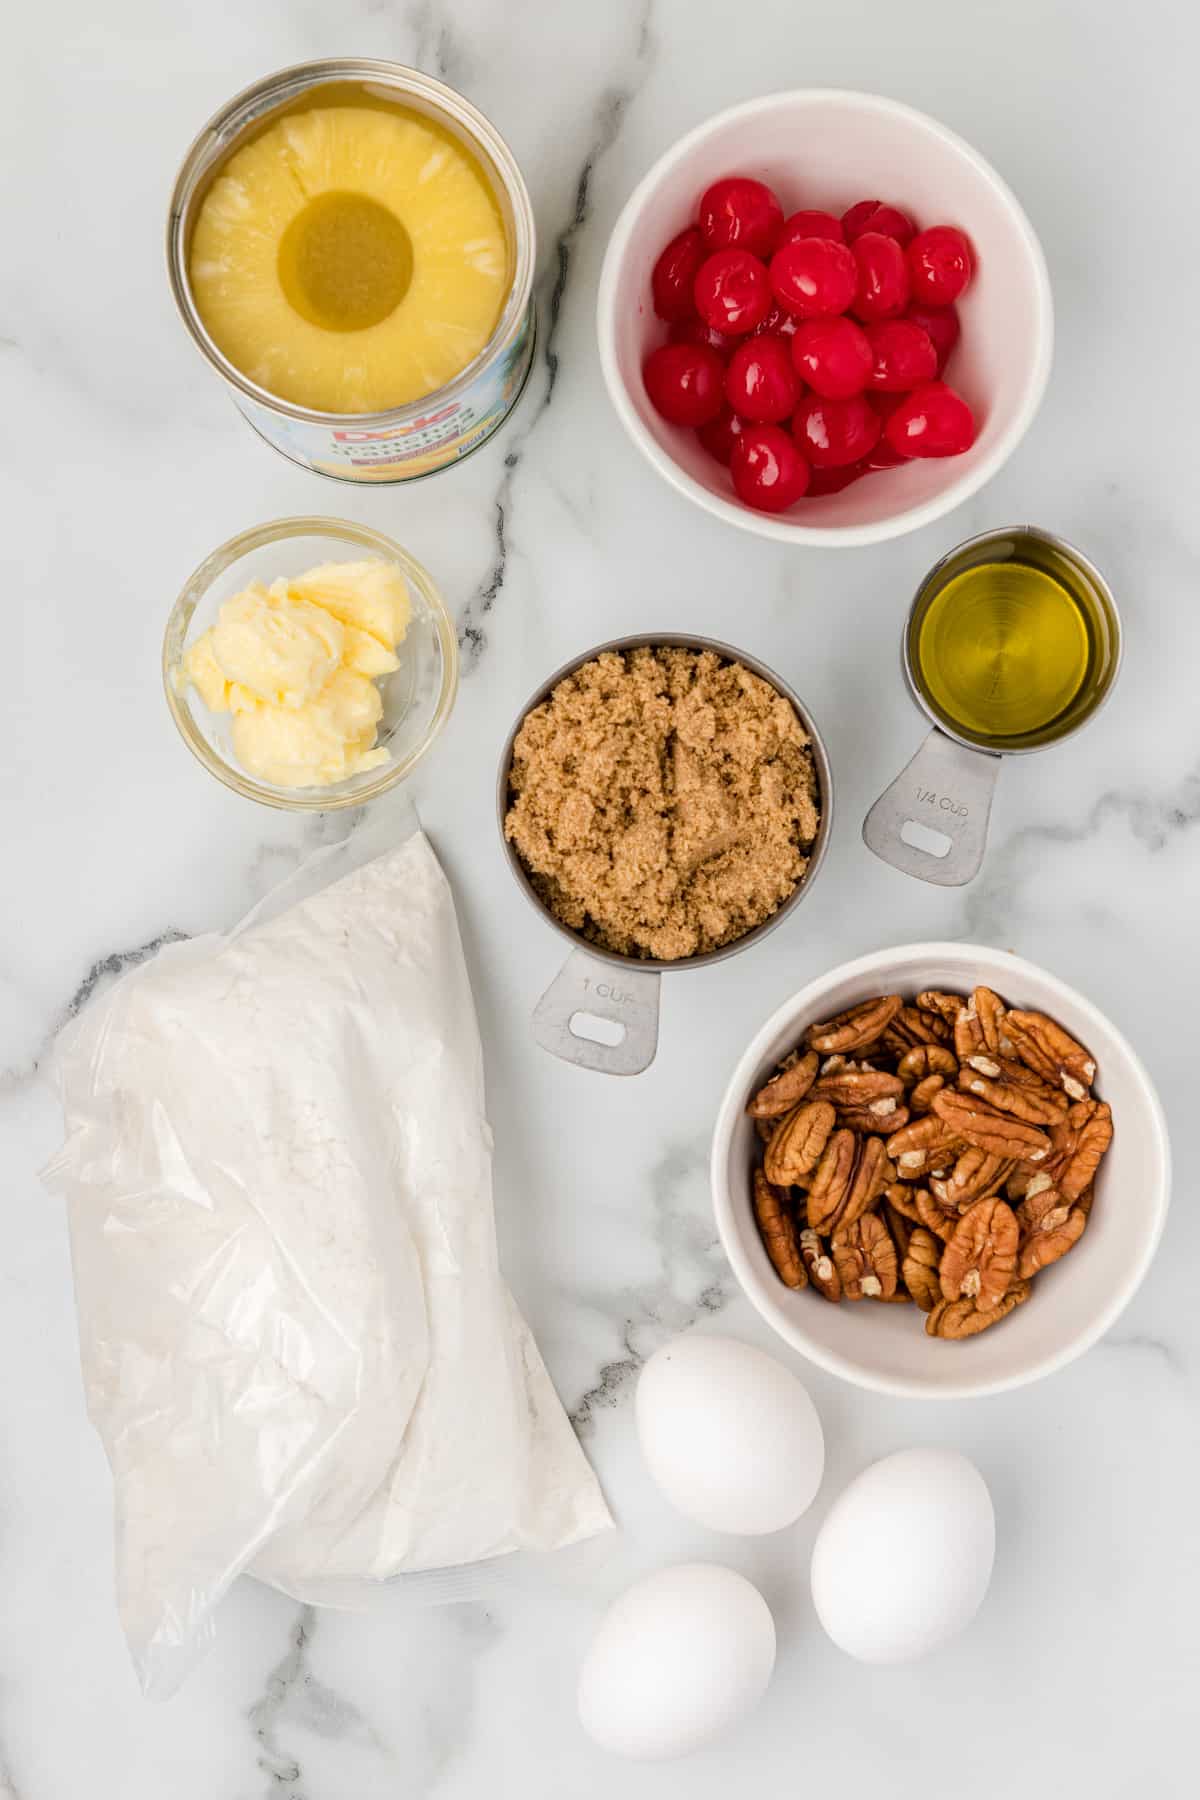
[{"left": 45, "top": 827, "right": 611, "bottom": 1696}]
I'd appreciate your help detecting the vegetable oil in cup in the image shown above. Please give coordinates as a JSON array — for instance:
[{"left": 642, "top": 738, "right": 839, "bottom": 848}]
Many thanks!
[
  {"left": 906, "top": 532, "right": 1119, "bottom": 753},
  {"left": 863, "top": 529, "right": 1121, "bottom": 886}
]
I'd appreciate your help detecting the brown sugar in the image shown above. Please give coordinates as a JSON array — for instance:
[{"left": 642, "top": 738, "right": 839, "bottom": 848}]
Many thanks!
[{"left": 504, "top": 646, "right": 821, "bottom": 961}]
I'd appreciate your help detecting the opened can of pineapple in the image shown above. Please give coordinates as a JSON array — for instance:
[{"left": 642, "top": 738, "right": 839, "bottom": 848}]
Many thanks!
[{"left": 167, "top": 60, "right": 536, "bottom": 483}]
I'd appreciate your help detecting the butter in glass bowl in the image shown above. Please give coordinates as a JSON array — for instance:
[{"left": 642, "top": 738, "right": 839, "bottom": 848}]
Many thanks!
[{"left": 163, "top": 517, "right": 458, "bottom": 812}]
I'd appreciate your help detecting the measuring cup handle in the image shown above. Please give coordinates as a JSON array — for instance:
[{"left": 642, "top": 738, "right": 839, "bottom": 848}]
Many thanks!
[
  {"left": 862, "top": 728, "right": 1001, "bottom": 887},
  {"left": 531, "top": 948, "right": 660, "bottom": 1075}
]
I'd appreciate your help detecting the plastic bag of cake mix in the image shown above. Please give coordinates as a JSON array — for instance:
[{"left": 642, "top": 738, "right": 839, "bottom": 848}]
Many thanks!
[{"left": 43, "top": 804, "right": 611, "bottom": 1697}]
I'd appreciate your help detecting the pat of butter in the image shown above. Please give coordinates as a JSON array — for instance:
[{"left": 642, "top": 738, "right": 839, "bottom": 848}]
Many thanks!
[
  {"left": 181, "top": 559, "right": 409, "bottom": 788},
  {"left": 211, "top": 582, "right": 343, "bottom": 708},
  {"left": 287, "top": 560, "right": 411, "bottom": 648}
]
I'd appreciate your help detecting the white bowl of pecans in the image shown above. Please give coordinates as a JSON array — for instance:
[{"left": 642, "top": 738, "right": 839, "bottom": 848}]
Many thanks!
[{"left": 711, "top": 944, "right": 1170, "bottom": 1398}]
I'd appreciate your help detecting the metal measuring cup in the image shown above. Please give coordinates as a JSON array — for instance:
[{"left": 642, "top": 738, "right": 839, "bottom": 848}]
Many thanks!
[
  {"left": 863, "top": 527, "right": 1122, "bottom": 887},
  {"left": 496, "top": 633, "right": 834, "bottom": 1075}
]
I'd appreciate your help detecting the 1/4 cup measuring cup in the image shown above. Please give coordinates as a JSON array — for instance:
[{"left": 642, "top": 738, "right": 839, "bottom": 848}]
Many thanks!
[
  {"left": 497, "top": 634, "right": 834, "bottom": 1075},
  {"left": 863, "top": 527, "right": 1122, "bottom": 886}
]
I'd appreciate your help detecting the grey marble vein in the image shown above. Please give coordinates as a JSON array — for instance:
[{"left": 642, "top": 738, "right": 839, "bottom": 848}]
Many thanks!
[
  {"left": 959, "top": 762, "right": 1200, "bottom": 941},
  {"left": 458, "top": 466, "right": 513, "bottom": 668},
  {"left": 243, "top": 812, "right": 359, "bottom": 899},
  {"left": 3, "top": 815, "right": 357, "bottom": 1096},
  {"left": 1098, "top": 1330, "right": 1186, "bottom": 1378},
  {"left": 59, "top": 931, "right": 188, "bottom": 1027},
  {"left": 538, "top": 84, "right": 633, "bottom": 419},
  {"left": 402, "top": 0, "right": 465, "bottom": 85},
  {"left": 250, "top": 1607, "right": 382, "bottom": 1791},
  {"left": 571, "top": 1137, "right": 736, "bottom": 1434},
  {"left": 571, "top": 1330, "right": 643, "bottom": 1437},
  {"left": 415, "top": 1604, "right": 505, "bottom": 1788},
  {"left": 456, "top": 0, "right": 656, "bottom": 669},
  {"left": 248, "top": 1598, "right": 503, "bottom": 1795},
  {"left": 0, "top": 928, "right": 187, "bottom": 1093},
  {"left": 0, "top": 1732, "right": 21, "bottom": 1800}
]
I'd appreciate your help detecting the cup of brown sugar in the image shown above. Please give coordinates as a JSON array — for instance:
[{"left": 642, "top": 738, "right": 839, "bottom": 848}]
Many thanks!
[{"left": 497, "top": 633, "right": 834, "bottom": 1075}]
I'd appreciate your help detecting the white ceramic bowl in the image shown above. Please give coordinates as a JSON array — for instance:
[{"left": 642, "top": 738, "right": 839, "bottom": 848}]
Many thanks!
[
  {"left": 711, "top": 945, "right": 1169, "bottom": 1398},
  {"left": 597, "top": 91, "right": 1053, "bottom": 546}
]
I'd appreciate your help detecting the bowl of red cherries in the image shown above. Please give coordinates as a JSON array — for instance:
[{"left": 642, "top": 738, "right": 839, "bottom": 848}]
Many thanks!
[{"left": 597, "top": 91, "right": 1053, "bottom": 545}]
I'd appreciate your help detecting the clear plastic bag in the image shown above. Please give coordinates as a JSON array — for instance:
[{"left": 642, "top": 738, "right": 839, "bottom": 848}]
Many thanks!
[{"left": 43, "top": 803, "right": 611, "bottom": 1696}]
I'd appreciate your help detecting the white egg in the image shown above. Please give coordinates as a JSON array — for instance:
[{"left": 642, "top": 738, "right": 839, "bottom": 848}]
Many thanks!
[
  {"left": 811, "top": 1447, "right": 994, "bottom": 1663},
  {"left": 635, "top": 1334, "right": 825, "bottom": 1534},
  {"left": 578, "top": 1563, "right": 776, "bottom": 1760}
]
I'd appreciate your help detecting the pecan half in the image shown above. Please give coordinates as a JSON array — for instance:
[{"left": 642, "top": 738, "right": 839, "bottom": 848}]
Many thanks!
[
  {"left": 915, "top": 1186, "right": 961, "bottom": 1240},
  {"left": 805, "top": 1128, "right": 858, "bottom": 1233},
  {"left": 747, "top": 1049, "right": 819, "bottom": 1117},
  {"left": 1041, "top": 1108, "right": 1076, "bottom": 1178},
  {"left": 755, "top": 1115, "right": 779, "bottom": 1144},
  {"left": 915, "top": 989, "right": 965, "bottom": 1026},
  {"left": 1039, "top": 1101, "right": 1100, "bottom": 1185},
  {"left": 957, "top": 1067, "right": 1065, "bottom": 1126},
  {"left": 812, "top": 1067, "right": 906, "bottom": 1110},
  {"left": 883, "top": 1005, "right": 953, "bottom": 1053},
  {"left": 752, "top": 1169, "right": 807, "bottom": 1288},
  {"left": 840, "top": 1136, "right": 894, "bottom": 1227},
  {"left": 897, "top": 1044, "right": 959, "bottom": 1086},
  {"left": 965, "top": 1051, "right": 1065, "bottom": 1098},
  {"left": 1005, "top": 1010, "right": 1097, "bottom": 1099},
  {"left": 883, "top": 1200, "right": 914, "bottom": 1258},
  {"left": 952, "top": 994, "right": 983, "bottom": 1062},
  {"left": 1057, "top": 1100, "right": 1113, "bottom": 1200},
  {"left": 806, "top": 996, "right": 903, "bottom": 1054},
  {"left": 808, "top": 1131, "right": 891, "bottom": 1234},
  {"left": 1018, "top": 1182, "right": 1069, "bottom": 1238},
  {"left": 886, "top": 1112, "right": 965, "bottom": 1177},
  {"left": 882, "top": 1181, "right": 924, "bottom": 1224},
  {"left": 932, "top": 1088, "right": 1051, "bottom": 1162},
  {"left": 763, "top": 1099, "right": 836, "bottom": 1186},
  {"left": 1016, "top": 1180, "right": 1088, "bottom": 1279},
  {"left": 901, "top": 1227, "right": 943, "bottom": 1312},
  {"left": 929, "top": 1148, "right": 1016, "bottom": 1208},
  {"left": 939, "top": 1197, "right": 1020, "bottom": 1310},
  {"left": 832, "top": 1210, "right": 899, "bottom": 1300},
  {"left": 908, "top": 1075, "right": 946, "bottom": 1115},
  {"left": 926, "top": 1279, "right": 1031, "bottom": 1339},
  {"left": 800, "top": 1226, "right": 842, "bottom": 1300},
  {"left": 839, "top": 1101, "right": 910, "bottom": 1135},
  {"left": 972, "top": 986, "right": 1010, "bottom": 1054}
]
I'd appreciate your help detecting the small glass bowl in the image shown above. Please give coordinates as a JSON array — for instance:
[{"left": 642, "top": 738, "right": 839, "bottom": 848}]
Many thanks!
[{"left": 163, "top": 516, "right": 459, "bottom": 811}]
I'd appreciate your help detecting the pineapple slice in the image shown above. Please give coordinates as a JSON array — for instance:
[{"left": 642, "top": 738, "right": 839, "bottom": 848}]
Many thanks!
[{"left": 188, "top": 104, "right": 510, "bottom": 413}]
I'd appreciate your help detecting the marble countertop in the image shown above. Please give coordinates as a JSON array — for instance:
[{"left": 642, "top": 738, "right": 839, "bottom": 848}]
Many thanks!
[{"left": 5, "top": 0, "right": 1198, "bottom": 1794}]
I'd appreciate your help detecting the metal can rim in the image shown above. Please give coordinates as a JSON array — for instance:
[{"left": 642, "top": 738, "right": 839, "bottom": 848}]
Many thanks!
[{"left": 166, "top": 58, "right": 537, "bottom": 426}]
